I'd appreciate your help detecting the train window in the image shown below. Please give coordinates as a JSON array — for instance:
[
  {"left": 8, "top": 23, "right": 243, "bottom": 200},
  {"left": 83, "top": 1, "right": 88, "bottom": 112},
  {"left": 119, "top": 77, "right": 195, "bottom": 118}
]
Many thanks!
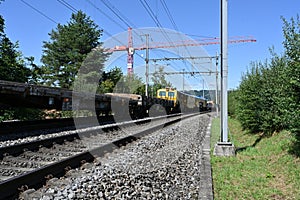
[
  {"left": 159, "top": 91, "right": 166, "bottom": 96},
  {"left": 168, "top": 92, "right": 175, "bottom": 98}
]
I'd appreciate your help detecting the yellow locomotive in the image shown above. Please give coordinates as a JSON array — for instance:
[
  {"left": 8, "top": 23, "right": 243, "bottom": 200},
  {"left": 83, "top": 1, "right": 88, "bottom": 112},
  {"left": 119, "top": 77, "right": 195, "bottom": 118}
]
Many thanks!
[
  {"left": 157, "top": 88, "right": 208, "bottom": 113},
  {"left": 157, "top": 88, "right": 177, "bottom": 105}
]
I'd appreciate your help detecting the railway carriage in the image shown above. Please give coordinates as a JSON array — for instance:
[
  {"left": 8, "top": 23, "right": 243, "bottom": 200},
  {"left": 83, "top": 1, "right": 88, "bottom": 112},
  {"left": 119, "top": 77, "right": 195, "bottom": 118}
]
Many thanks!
[{"left": 157, "top": 88, "right": 208, "bottom": 113}]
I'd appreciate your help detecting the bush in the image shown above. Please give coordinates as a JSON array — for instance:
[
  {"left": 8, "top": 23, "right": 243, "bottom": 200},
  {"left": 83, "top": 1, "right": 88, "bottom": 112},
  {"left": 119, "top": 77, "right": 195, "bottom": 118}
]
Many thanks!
[
  {"left": 236, "top": 64, "right": 264, "bottom": 133},
  {"left": 236, "top": 15, "right": 300, "bottom": 156},
  {"left": 228, "top": 90, "right": 238, "bottom": 118},
  {"left": 282, "top": 15, "right": 300, "bottom": 155},
  {"left": 236, "top": 54, "right": 289, "bottom": 134}
]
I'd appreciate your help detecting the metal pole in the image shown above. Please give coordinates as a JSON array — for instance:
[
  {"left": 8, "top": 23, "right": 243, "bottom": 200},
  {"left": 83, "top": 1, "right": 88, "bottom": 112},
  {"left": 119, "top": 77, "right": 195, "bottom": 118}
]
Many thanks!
[
  {"left": 182, "top": 69, "right": 185, "bottom": 91},
  {"left": 144, "top": 34, "right": 149, "bottom": 97},
  {"left": 221, "top": 0, "right": 228, "bottom": 142},
  {"left": 202, "top": 79, "right": 205, "bottom": 98},
  {"left": 213, "top": 0, "right": 234, "bottom": 156},
  {"left": 216, "top": 52, "right": 219, "bottom": 116}
]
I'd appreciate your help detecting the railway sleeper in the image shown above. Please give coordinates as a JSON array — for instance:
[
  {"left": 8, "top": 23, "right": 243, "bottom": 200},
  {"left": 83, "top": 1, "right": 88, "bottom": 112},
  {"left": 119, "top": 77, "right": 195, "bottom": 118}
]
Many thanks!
[
  {"left": 1, "top": 156, "right": 48, "bottom": 168},
  {"left": 50, "top": 144, "right": 87, "bottom": 153},
  {"left": 59, "top": 140, "right": 87, "bottom": 148},
  {"left": 0, "top": 167, "right": 26, "bottom": 178},
  {"left": 22, "top": 151, "right": 73, "bottom": 161},
  {"left": 0, "top": 166, "right": 33, "bottom": 173}
]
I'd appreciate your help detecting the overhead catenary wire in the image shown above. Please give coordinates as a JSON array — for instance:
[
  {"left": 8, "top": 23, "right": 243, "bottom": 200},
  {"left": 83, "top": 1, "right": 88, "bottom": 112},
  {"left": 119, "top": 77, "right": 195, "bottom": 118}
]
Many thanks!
[
  {"left": 85, "top": 0, "right": 127, "bottom": 31},
  {"left": 159, "top": 0, "right": 201, "bottom": 74},
  {"left": 159, "top": 0, "right": 188, "bottom": 68},
  {"left": 160, "top": 0, "right": 179, "bottom": 31},
  {"left": 20, "top": 0, "right": 58, "bottom": 24},
  {"left": 139, "top": 0, "right": 175, "bottom": 47},
  {"left": 159, "top": 1, "right": 199, "bottom": 74},
  {"left": 57, "top": 0, "right": 124, "bottom": 47},
  {"left": 159, "top": 0, "right": 217, "bottom": 79},
  {"left": 84, "top": 1, "right": 129, "bottom": 45},
  {"left": 87, "top": 0, "right": 167, "bottom": 65},
  {"left": 57, "top": 0, "right": 77, "bottom": 13},
  {"left": 139, "top": 0, "right": 162, "bottom": 28},
  {"left": 96, "top": 0, "right": 148, "bottom": 47},
  {"left": 95, "top": 0, "right": 150, "bottom": 51},
  {"left": 139, "top": 0, "right": 185, "bottom": 71},
  {"left": 87, "top": 5, "right": 147, "bottom": 63},
  {"left": 99, "top": 0, "right": 136, "bottom": 29}
]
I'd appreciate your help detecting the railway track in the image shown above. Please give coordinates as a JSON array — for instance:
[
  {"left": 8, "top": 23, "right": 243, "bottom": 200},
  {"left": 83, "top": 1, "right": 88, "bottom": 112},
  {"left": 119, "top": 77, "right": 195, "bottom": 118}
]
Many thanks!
[
  {"left": 0, "top": 116, "right": 115, "bottom": 140},
  {"left": 0, "top": 112, "right": 202, "bottom": 200}
]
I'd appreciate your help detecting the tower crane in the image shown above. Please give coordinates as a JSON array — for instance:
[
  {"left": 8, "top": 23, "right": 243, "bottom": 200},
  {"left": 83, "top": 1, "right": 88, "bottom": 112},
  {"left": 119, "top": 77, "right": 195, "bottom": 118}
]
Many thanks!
[{"left": 106, "top": 27, "right": 256, "bottom": 75}]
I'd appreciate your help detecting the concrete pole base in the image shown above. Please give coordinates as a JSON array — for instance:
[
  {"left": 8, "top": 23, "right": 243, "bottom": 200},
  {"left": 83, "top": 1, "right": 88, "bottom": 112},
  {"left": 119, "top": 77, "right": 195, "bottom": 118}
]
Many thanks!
[{"left": 213, "top": 142, "right": 235, "bottom": 156}]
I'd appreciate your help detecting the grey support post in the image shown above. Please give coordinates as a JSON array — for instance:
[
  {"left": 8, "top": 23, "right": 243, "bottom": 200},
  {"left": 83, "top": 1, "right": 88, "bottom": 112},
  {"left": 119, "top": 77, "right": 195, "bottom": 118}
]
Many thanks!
[{"left": 213, "top": 0, "right": 235, "bottom": 156}]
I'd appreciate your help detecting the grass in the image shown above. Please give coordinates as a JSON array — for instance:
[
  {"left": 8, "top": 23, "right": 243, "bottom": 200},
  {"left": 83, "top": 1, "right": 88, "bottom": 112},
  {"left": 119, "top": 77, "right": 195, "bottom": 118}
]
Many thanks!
[{"left": 211, "top": 117, "right": 300, "bottom": 200}]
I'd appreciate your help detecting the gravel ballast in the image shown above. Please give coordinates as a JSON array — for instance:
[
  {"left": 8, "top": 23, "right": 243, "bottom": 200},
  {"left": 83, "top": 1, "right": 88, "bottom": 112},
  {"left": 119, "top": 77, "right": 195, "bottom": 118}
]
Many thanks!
[{"left": 20, "top": 114, "right": 213, "bottom": 200}]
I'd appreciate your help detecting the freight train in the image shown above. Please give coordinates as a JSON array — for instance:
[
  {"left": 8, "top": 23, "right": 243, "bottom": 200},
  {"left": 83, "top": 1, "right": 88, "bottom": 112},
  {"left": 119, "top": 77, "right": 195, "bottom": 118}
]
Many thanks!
[{"left": 0, "top": 80, "right": 210, "bottom": 119}]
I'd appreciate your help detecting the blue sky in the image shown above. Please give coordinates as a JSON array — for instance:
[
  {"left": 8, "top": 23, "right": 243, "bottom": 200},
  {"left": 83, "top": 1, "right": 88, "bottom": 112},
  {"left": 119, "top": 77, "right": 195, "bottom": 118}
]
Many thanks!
[{"left": 0, "top": 0, "right": 299, "bottom": 89}]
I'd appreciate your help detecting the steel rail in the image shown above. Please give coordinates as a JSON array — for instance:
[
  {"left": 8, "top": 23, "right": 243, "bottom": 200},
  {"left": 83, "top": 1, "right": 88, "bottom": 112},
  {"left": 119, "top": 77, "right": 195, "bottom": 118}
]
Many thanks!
[
  {"left": 0, "top": 112, "right": 202, "bottom": 199},
  {"left": 0, "top": 116, "right": 116, "bottom": 136}
]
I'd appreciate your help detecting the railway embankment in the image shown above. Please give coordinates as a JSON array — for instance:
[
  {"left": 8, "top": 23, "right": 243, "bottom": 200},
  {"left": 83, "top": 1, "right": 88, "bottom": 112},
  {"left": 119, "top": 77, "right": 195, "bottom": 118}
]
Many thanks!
[
  {"left": 18, "top": 113, "right": 213, "bottom": 199},
  {"left": 211, "top": 117, "right": 300, "bottom": 200}
]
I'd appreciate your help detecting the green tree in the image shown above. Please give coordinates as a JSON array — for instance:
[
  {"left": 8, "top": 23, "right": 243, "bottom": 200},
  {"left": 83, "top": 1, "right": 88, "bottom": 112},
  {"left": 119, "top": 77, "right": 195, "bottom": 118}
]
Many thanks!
[
  {"left": 282, "top": 15, "right": 300, "bottom": 155},
  {"left": 259, "top": 52, "right": 288, "bottom": 134},
  {"left": 236, "top": 55, "right": 289, "bottom": 134},
  {"left": 228, "top": 89, "right": 238, "bottom": 118},
  {"left": 236, "top": 63, "right": 264, "bottom": 133},
  {"left": 235, "top": 15, "right": 300, "bottom": 156},
  {"left": 282, "top": 15, "right": 300, "bottom": 128},
  {"left": 114, "top": 74, "right": 145, "bottom": 95},
  {"left": 0, "top": 16, "right": 30, "bottom": 82},
  {"left": 151, "top": 66, "right": 172, "bottom": 96},
  {"left": 41, "top": 11, "right": 108, "bottom": 88},
  {"left": 25, "top": 56, "right": 44, "bottom": 84},
  {"left": 98, "top": 67, "right": 123, "bottom": 93}
]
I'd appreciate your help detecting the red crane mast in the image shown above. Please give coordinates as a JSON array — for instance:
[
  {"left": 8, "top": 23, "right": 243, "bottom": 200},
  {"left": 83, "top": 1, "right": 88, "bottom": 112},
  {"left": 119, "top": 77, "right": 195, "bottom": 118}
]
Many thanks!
[{"left": 127, "top": 27, "right": 134, "bottom": 75}]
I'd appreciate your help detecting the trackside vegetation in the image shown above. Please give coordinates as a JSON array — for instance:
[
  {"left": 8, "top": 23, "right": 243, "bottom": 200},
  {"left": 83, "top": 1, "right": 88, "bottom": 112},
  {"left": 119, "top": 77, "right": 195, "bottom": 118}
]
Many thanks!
[
  {"left": 211, "top": 117, "right": 300, "bottom": 200},
  {"left": 211, "top": 15, "right": 300, "bottom": 200},
  {"left": 231, "top": 15, "right": 300, "bottom": 156}
]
